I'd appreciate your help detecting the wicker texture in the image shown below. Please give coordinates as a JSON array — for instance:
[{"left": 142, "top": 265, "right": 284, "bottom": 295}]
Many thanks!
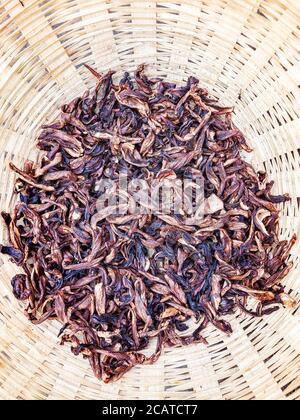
[{"left": 0, "top": 0, "right": 299, "bottom": 400}]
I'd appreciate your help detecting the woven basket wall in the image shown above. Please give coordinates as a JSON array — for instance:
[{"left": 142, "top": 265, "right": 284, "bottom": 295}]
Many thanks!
[{"left": 0, "top": 0, "right": 299, "bottom": 400}]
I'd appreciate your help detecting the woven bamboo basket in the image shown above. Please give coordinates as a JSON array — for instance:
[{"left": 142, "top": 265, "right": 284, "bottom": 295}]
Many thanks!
[{"left": 0, "top": 0, "right": 299, "bottom": 401}]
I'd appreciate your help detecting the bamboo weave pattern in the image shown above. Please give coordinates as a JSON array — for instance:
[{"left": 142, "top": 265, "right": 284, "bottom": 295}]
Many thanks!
[{"left": 0, "top": 0, "right": 299, "bottom": 400}]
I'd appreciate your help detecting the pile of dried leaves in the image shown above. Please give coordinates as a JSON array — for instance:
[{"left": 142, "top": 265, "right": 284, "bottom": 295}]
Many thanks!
[{"left": 1, "top": 65, "right": 296, "bottom": 383}]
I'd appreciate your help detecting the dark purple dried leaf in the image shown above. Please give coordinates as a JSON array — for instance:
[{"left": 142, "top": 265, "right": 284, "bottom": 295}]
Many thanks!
[{"left": 0, "top": 65, "right": 295, "bottom": 384}]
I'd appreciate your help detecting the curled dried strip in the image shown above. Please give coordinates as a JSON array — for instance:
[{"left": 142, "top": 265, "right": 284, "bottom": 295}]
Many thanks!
[{"left": 1, "top": 65, "right": 296, "bottom": 383}]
